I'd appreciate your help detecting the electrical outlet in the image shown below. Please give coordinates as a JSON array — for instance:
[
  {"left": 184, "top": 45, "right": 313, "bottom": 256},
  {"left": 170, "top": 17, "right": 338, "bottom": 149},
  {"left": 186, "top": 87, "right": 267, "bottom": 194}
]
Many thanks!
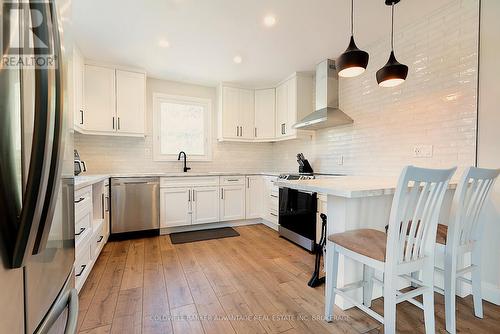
[
  {"left": 413, "top": 145, "right": 433, "bottom": 158},
  {"left": 337, "top": 155, "right": 344, "bottom": 166}
]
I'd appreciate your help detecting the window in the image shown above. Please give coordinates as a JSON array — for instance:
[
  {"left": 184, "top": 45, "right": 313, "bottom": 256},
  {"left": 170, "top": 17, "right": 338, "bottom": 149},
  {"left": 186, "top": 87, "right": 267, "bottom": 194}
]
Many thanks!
[{"left": 153, "top": 93, "right": 212, "bottom": 161}]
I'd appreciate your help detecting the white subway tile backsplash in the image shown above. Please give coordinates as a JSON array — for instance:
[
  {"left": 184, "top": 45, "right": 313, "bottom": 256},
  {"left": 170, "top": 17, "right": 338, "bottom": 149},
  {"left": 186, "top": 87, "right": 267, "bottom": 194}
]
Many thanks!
[{"left": 272, "top": 0, "right": 479, "bottom": 177}]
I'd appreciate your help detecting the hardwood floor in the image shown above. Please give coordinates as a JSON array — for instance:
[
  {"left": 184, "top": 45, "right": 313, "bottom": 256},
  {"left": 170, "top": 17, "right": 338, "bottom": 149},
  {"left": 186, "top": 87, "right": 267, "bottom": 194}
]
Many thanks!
[{"left": 77, "top": 224, "right": 500, "bottom": 334}]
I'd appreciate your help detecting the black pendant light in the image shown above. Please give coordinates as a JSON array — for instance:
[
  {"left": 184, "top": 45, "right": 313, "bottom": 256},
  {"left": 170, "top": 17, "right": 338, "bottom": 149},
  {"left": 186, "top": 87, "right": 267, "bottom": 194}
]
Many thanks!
[
  {"left": 376, "top": 0, "right": 408, "bottom": 87},
  {"left": 337, "top": 0, "right": 369, "bottom": 78}
]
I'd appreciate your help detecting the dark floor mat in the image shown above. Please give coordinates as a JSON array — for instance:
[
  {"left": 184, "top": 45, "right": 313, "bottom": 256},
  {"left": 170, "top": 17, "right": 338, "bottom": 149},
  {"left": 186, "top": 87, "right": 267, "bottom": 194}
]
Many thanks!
[{"left": 169, "top": 227, "right": 240, "bottom": 244}]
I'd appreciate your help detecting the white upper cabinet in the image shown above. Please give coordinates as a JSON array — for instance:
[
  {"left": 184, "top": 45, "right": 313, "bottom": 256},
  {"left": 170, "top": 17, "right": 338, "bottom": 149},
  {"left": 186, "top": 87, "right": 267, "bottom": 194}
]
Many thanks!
[
  {"left": 83, "top": 65, "right": 116, "bottom": 133},
  {"left": 77, "top": 61, "right": 146, "bottom": 137},
  {"left": 218, "top": 73, "right": 312, "bottom": 142},
  {"left": 275, "top": 73, "right": 314, "bottom": 140},
  {"left": 220, "top": 86, "right": 240, "bottom": 139},
  {"left": 116, "top": 70, "right": 146, "bottom": 135},
  {"left": 254, "top": 89, "right": 276, "bottom": 140},
  {"left": 73, "top": 46, "right": 85, "bottom": 131},
  {"left": 239, "top": 88, "right": 255, "bottom": 140},
  {"left": 219, "top": 85, "right": 255, "bottom": 140}
]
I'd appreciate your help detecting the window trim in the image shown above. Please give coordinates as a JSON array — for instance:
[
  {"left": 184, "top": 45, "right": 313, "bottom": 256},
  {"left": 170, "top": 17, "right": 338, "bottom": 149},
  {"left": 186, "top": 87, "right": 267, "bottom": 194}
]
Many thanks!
[{"left": 152, "top": 93, "right": 212, "bottom": 162}]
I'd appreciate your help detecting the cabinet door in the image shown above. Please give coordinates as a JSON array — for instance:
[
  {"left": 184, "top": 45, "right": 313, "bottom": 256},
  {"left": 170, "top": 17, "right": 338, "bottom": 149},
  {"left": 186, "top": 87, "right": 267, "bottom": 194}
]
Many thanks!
[
  {"left": 220, "top": 185, "right": 245, "bottom": 221},
  {"left": 84, "top": 65, "right": 116, "bottom": 132},
  {"left": 245, "top": 176, "right": 262, "bottom": 219},
  {"left": 160, "top": 188, "right": 191, "bottom": 227},
  {"left": 73, "top": 46, "right": 85, "bottom": 129},
  {"left": 275, "top": 81, "right": 288, "bottom": 138},
  {"left": 238, "top": 88, "right": 255, "bottom": 139},
  {"left": 192, "top": 187, "right": 220, "bottom": 225},
  {"left": 116, "top": 70, "right": 145, "bottom": 135},
  {"left": 285, "top": 77, "right": 297, "bottom": 137},
  {"left": 221, "top": 86, "right": 240, "bottom": 139},
  {"left": 254, "top": 89, "right": 275, "bottom": 139}
]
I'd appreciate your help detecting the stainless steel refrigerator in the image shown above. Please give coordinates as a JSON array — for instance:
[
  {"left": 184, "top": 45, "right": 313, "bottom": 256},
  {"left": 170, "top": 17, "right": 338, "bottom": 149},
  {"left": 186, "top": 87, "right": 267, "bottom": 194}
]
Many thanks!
[{"left": 0, "top": 0, "right": 77, "bottom": 333}]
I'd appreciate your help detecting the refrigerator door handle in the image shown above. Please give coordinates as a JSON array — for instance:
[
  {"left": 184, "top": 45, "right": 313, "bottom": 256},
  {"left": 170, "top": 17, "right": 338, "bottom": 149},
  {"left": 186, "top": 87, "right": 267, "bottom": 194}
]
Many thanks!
[
  {"left": 32, "top": 0, "right": 66, "bottom": 256},
  {"left": 8, "top": 0, "right": 56, "bottom": 268},
  {"left": 36, "top": 282, "right": 78, "bottom": 334}
]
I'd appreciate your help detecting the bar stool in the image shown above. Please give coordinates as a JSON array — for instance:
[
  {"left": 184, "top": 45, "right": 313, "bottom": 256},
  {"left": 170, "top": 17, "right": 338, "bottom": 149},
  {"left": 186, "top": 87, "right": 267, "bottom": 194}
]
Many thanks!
[
  {"left": 435, "top": 167, "right": 500, "bottom": 334},
  {"left": 324, "top": 166, "right": 456, "bottom": 334}
]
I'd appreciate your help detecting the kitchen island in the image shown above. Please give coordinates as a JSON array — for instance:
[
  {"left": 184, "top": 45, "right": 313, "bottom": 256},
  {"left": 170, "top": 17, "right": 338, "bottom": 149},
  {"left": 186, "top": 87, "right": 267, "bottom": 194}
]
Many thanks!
[{"left": 276, "top": 176, "right": 459, "bottom": 310}]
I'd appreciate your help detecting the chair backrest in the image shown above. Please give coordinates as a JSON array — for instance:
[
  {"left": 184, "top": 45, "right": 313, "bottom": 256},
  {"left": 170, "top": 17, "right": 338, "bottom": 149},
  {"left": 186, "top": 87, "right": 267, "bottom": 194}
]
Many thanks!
[
  {"left": 386, "top": 166, "right": 457, "bottom": 265},
  {"left": 448, "top": 166, "right": 500, "bottom": 247}
]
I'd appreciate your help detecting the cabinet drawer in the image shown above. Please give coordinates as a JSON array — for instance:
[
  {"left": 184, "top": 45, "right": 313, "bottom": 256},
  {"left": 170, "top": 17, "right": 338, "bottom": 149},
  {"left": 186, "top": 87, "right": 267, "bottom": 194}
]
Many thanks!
[
  {"left": 161, "top": 176, "right": 219, "bottom": 188},
  {"left": 75, "top": 210, "right": 92, "bottom": 246},
  {"left": 75, "top": 239, "right": 92, "bottom": 291},
  {"left": 91, "top": 221, "right": 106, "bottom": 259},
  {"left": 221, "top": 176, "right": 245, "bottom": 185},
  {"left": 75, "top": 186, "right": 92, "bottom": 219}
]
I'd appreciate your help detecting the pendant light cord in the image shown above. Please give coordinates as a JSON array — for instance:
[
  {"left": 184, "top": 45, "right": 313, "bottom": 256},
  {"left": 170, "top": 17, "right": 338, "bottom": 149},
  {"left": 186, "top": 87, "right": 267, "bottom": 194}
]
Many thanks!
[
  {"left": 351, "top": 0, "right": 354, "bottom": 36},
  {"left": 391, "top": 2, "right": 394, "bottom": 51}
]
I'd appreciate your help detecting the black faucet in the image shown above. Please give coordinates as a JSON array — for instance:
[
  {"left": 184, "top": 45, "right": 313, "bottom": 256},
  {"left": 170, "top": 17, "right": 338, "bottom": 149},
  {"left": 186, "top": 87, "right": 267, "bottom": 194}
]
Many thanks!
[{"left": 178, "top": 151, "right": 191, "bottom": 172}]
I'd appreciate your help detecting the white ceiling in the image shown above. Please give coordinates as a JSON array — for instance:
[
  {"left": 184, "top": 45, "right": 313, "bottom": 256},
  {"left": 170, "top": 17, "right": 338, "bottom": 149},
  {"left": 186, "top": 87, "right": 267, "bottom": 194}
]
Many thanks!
[{"left": 73, "top": 0, "right": 453, "bottom": 87}]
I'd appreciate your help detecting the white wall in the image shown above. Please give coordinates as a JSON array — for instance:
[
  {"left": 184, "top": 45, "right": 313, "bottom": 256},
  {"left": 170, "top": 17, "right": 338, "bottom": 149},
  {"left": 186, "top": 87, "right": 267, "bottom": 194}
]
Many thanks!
[
  {"left": 272, "top": 0, "right": 479, "bottom": 177},
  {"left": 477, "top": 0, "right": 500, "bottom": 304},
  {"left": 75, "top": 78, "right": 275, "bottom": 173}
]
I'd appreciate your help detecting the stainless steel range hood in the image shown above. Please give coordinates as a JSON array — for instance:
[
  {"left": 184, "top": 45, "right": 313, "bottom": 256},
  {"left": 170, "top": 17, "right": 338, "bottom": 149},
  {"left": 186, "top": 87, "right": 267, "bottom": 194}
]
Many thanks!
[{"left": 294, "top": 59, "right": 353, "bottom": 130}]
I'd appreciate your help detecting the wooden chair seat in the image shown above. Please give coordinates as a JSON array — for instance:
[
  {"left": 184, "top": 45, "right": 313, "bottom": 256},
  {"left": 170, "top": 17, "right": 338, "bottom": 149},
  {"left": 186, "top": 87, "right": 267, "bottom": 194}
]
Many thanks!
[
  {"left": 436, "top": 224, "right": 448, "bottom": 245},
  {"left": 328, "top": 229, "right": 387, "bottom": 262}
]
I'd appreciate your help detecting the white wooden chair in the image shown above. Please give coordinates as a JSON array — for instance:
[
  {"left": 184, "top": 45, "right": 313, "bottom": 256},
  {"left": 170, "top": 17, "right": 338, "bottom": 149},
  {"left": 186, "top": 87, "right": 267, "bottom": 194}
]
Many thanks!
[
  {"left": 435, "top": 166, "right": 500, "bottom": 334},
  {"left": 324, "top": 166, "right": 456, "bottom": 334}
]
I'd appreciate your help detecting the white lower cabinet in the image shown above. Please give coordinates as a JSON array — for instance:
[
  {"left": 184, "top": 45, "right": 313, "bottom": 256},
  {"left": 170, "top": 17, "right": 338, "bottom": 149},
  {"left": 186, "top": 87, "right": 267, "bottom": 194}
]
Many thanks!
[
  {"left": 160, "top": 184, "right": 221, "bottom": 227},
  {"left": 160, "top": 187, "right": 192, "bottom": 227},
  {"left": 245, "top": 176, "right": 262, "bottom": 219},
  {"left": 192, "top": 187, "right": 220, "bottom": 224},
  {"left": 220, "top": 185, "right": 245, "bottom": 221}
]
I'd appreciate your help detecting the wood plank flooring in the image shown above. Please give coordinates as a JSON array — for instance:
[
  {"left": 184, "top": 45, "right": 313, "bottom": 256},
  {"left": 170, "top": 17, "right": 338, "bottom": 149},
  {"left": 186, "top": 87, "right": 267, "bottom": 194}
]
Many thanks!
[{"left": 78, "top": 224, "right": 500, "bottom": 334}]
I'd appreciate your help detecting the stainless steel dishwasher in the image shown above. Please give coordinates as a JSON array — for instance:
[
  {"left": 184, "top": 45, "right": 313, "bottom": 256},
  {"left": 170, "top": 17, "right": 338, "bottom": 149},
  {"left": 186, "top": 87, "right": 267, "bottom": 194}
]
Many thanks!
[{"left": 111, "top": 177, "right": 160, "bottom": 234}]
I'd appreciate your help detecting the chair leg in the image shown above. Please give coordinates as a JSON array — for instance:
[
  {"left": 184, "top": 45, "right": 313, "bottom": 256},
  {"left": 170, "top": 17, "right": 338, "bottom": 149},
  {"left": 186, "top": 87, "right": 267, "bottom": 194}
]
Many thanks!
[
  {"left": 325, "top": 243, "right": 339, "bottom": 322},
  {"left": 422, "top": 260, "right": 436, "bottom": 334},
  {"left": 444, "top": 252, "right": 457, "bottom": 334},
  {"left": 363, "top": 265, "right": 374, "bottom": 307},
  {"left": 383, "top": 277, "right": 397, "bottom": 334},
  {"left": 410, "top": 271, "right": 420, "bottom": 288},
  {"left": 471, "top": 247, "right": 483, "bottom": 318}
]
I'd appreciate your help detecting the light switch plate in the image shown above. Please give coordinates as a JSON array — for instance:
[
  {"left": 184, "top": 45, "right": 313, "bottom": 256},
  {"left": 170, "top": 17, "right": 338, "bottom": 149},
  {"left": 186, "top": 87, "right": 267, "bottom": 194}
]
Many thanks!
[{"left": 413, "top": 145, "right": 433, "bottom": 158}]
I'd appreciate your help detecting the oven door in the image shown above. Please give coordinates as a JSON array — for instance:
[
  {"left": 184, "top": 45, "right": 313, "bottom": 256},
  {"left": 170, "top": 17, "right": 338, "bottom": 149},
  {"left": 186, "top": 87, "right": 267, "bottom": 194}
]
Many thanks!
[{"left": 278, "top": 188, "right": 317, "bottom": 251}]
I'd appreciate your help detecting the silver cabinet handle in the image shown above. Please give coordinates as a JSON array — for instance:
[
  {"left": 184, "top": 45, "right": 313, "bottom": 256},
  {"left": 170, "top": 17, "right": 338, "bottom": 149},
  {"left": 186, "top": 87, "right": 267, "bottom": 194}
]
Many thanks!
[
  {"left": 117, "top": 117, "right": 121, "bottom": 130},
  {"left": 113, "top": 117, "right": 115, "bottom": 129},
  {"left": 236, "top": 126, "right": 239, "bottom": 137},
  {"left": 270, "top": 213, "right": 278, "bottom": 217},
  {"left": 101, "top": 193, "right": 105, "bottom": 219},
  {"left": 193, "top": 190, "right": 196, "bottom": 202},
  {"left": 80, "top": 110, "right": 84, "bottom": 125},
  {"left": 227, "top": 179, "right": 239, "bottom": 182},
  {"left": 221, "top": 188, "right": 224, "bottom": 200},
  {"left": 247, "top": 178, "right": 250, "bottom": 188},
  {"left": 188, "top": 189, "right": 191, "bottom": 202},
  {"left": 271, "top": 194, "right": 278, "bottom": 198},
  {"left": 254, "top": 127, "right": 257, "bottom": 137},
  {"left": 97, "top": 235, "right": 104, "bottom": 243}
]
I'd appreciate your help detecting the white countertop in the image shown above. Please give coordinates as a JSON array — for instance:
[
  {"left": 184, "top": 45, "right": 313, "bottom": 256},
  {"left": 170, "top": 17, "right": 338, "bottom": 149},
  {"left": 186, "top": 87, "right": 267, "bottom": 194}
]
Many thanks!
[
  {"left": 276, "top": 176, "right": 458, "bottom": 199},
  {"left": 75, "top": 171, "right": 286, "bottom": 190},
  {"left": 75, "top": 174, "right": 110, "bottom": 190}
]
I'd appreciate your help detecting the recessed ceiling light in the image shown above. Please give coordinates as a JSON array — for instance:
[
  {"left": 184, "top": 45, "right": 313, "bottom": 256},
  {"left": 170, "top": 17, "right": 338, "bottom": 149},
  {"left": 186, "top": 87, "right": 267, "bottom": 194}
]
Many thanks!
[
  {"left": 233, "top": 55, "right": 243, "bottom": 64},
  {"left": 158, "top": 39, "right": 170, "bottom": 48},
  {"left": 263, "top": 15, "right": 277, "bottom": 27}
]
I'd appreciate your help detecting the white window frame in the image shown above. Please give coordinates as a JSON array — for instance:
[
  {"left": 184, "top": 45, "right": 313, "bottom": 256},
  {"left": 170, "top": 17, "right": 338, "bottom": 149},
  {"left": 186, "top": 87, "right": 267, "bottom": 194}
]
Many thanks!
[{"left": 153, "top": 93, "right": 212, "bottom": 161}]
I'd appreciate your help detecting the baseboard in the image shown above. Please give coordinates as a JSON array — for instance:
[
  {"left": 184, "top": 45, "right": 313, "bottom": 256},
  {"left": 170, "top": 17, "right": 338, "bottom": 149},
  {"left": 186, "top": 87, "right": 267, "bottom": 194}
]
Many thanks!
[
  {"left": 160, "top": 218, "right": 263, "bottom": 235},
  {"left": 260, "top": 219, "right": 278, "bottom": 231},
  {"left": 482, "top": 281, "right": 500, "bottom": 305}
]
